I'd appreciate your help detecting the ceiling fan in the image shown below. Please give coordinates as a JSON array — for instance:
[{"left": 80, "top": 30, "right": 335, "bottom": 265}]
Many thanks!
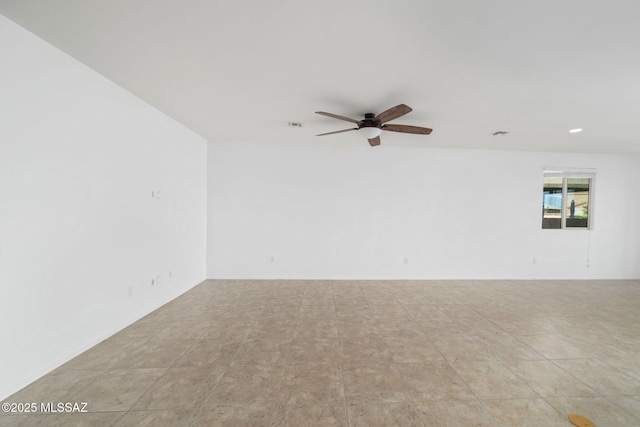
[{"left": 315, "top": 104, "right": 432, "bottom": 147}]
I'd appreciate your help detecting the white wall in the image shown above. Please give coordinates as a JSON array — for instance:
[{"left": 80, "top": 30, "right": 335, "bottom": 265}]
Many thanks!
[
  {"left": 207, "top": 139, "right": 640, "bottom": 280},
  {"left": 0, "top": 16, "right": 207, "bottom": 399}
]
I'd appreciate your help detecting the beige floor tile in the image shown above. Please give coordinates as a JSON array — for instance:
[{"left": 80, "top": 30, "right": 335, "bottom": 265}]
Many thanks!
[
  {"left": 268, "top": 297, "right": 303, "bottom": 306},
  {"left": 415, "top": 318, "right": 469, "bottom": 338},
  {"left": 396, "top": 361, "right": 476, "bottom": 401},
  {"left": 200, "top": 319, "right": 255, "bottom": 340},
  {"left": 339, "top": 336, "right": 394, "bottom": 366},
  {"left": 455, "top": 317, "right": 512, "bottom": 336},
  {"left": 114, "top": 410, "right": 195, "bottom": 426},
  {"left": 273, "top": 285, "right": 306, "bottom": 296},
  {"left": 452, "top": 360, "right": 538, "bottom": 399},
  {"left": 7, "top": 279, "right": 640, "bottom": 426},
  {"left": 331, "top": 281, "right": 360, "bottom": 291},
  {"left": 333, "top": 295, "right": 368, "bottom": 306},
  {"left": 336, "top": 318, "right": 385, "bottom": 338},
  {"left": 346, "top": 399, "right": 422, "bottom": 427},
  {"left": 469, "top": 303, "right": 522, "bottom": 318},
  {"left": 294, "top": 319, "right": 338, "bottom": 339},
  {"left": 474, "top": 334, "right": 546, "bottom": 361},
  {"left": 232, "top": 337, "right": 292, "bottom": 366},
  {"left": 261, "top": 305, "right": 301, "bottom": 319},
  {"left": 111, "top": 339, "right": 194, "bottom": 369},
  {"left": 246, "top": 319, "right": 296, "bottom": 340},
  {"left": 438, "top": 305, "right": 487, "bottom": 320},
  {"left": 59, "top": 338, "right": 147, "bottom": 370},
  {"left": 132, "top": 367, "right": 224, "bottom": 410},
  {"left": 40, "top": 411, "right": 126, "bottom": 426},
  {"left": 151, "top": 320, "right": 213, "bottom": 340},
  {"left": 414, "top": 399, "right": 500, "bottom": 427},
  {"left": 219, "top": 305, "right": 265, "bottom": 319},
  {"left": 365, "top": 293, "right": 400, "bottom": 305},
  {"left": 515, "top": 334, "right": 596, "bottom": 359},
  {"left": 172, "top": 339, "right": 243, "bottom": 368},
  {"left": 402, "top": 304, "right": 446, "bottom": 320},
  {"left": 377, "top": 319, "right": 426, "bottom": 338},
  {"left": 502, "top": 360, "right": 598, "bottom": 397},
  {"left": 6, "top": 368, "right": 104, "bottom": 404},
  {"left": 159, "top": 304, "right": 229, "bottom": 321},
  {"left": 334, "top": 304, "right": 372, "bottom": 317},
  {"left": 180, "top": 306, "right": 232, "bottom": 321},
  {"left": 115, "top": 320, "right": 169, "bottom": 339},
  {"left": 235, "top": 296, "right": 272, "bottom": 306},
  {"left": 67, "top": 368, "right": 166, "bottom": 412},
  {"left": 589, "top": 337, "right": 640, "bottom": 361},
  {"left": 368, "top": 303, "right": 411, "bottom": 319},
  {"left": 607, "top": 395, "right": 640, "bottom": 420},
  {"left": 393, "top": 293, "right": 433, "bottom": 306},
  {"left": 286, "top": 337, "right": 341, "bottom": 365},
  {"left": 484, "top": 315, "right": 554, "bottom": 335},
  {"left": 303, "top": 279, "right": 333, "bottom": 286},
  {"left": 203, "top": 364, "right": 285, "bottom": 408},
  {"left": 271, "top": 403, "right": 347, "bottom": 427},
  {"left": 482, "top": 398, "right": 569, "bottom": 427},
  {"left": 298, "top": 304, "right": 336, "bottom": 318},
  {"left": 384, "top": 336, "right": 445, "bottom": 363},
  {"left": 420, "top": 292, "right": 469, "bottom": 305},
  {"left": 276, "top": 363, "right": 344, "bottom": 407},
  {"left": 552, "top": 358, "right": 640, "bottom": 396},
  {"left": 546, "top": 396, "right": 640, "bottom": 427},
  {"left": 431, "top": 335, "right": 496, "bottom": 362},
  {"left": 193, "top": 406, "right": 273, "bottom": 427},
  {"left": 342, "top": 364, "right": 411, "bottom": 402},
  {"left": 0, "top": 415, "right": 48, "bottom": 426},
  {"left": 301, "top": 296, "right": 336, "bottom": 306}
]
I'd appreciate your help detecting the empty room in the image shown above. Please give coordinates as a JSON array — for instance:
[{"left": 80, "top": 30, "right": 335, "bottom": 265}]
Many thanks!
[{"left": 1, "top": 1, "right": 640, "bottom": 426}]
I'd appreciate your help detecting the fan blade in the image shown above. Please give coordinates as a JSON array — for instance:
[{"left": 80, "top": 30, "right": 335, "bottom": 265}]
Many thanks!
[
  {"left": 382, "top": 124, "right": 433, "bottom": 134},
  {"left": 316, "top": 128, "right": 358, "bottom": 136},
  {"left": 368, "top": 136, "right": 381, "bottom": 146},
  {"left": 315, "top": 111, "right": 360, "bottom": 124},
  {"left": 375, "top": 104, "right": 412, "bottom": 124}
]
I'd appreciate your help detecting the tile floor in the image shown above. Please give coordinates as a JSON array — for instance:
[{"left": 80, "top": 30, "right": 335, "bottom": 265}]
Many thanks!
[{"left": 2, "top": 279, "right": 640, "bottom": 426}]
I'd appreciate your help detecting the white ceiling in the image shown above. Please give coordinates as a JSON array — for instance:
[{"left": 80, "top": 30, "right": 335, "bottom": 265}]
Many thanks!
[{"left": 1, "top": 0, "right": 639, "bottom": 153}]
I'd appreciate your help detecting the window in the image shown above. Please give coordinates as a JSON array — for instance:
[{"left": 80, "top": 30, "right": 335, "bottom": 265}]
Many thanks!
[{"left": 542, "top": 170, "right": 594, "bottom": 229}]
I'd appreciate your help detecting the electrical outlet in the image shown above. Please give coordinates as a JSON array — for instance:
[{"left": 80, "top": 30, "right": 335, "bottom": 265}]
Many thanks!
[
  {"left": 404, "top": 257, "right": 409, "bottom": 265},
  {"left": 128, "top": 286, "right": 134, "bottom": 297},
  {"left": 270, "top": 255, "right": 275, "bottom": 263}
]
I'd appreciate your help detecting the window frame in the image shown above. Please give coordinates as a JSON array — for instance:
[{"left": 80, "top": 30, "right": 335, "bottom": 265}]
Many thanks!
[{"left": 542, "top": 169, "right": 596, "bottom": 230}]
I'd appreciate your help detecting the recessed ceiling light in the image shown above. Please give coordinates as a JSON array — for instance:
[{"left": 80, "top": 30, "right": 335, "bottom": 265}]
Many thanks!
[{"left": 569, "top": 128, "right": 583, "bottom": 133}]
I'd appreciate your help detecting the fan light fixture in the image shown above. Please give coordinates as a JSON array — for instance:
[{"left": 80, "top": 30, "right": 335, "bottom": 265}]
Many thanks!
[{"left": 359, "top": 127, "right": 382, "bottom": 139}]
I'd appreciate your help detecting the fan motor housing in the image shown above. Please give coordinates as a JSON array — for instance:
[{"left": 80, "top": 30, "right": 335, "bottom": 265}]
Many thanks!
[{"left": 361, "top": 113, "right": 380, "bottom": 128}]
